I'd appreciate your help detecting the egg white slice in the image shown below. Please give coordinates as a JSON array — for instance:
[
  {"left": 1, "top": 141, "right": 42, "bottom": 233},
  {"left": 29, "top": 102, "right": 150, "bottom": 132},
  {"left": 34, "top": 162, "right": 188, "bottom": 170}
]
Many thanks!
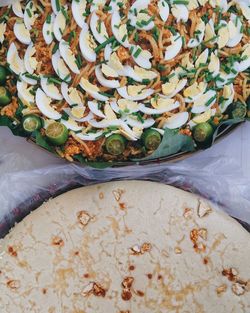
[
  {"left": 90, "top": 0, "right": 106, "bottom": 12},
  {"left": 36, "top": 88, "right": 62, "bottom": 120},
  {"left": 209, "top": 0, "right": 228, "bottom": 12},
  {"left": 51, "top": 0, "right": 61, "bottom": 14},
  {"left": 13, "top": 21, "right": 31, "bottom": 45},
  {"left": 72, "top": 0, "right": 87, "bottom": 28},
  {"left": 216, "top": 68, "right": 238, "bottom": 88},
  {"left": 227, "top": 14, "right": 243, "bottom": 48},
  {"left": 191, "top": 90, "right": 217, "bottom": 114},
  {"left": 42, "top": 13, "right": 55, "bottom": 45},
  {"left": 90, "top": 11, "right": 109, "bottom": 44},
  {"left": 123, "top": 116, "right": 155, "bottom": 129},
  {"left": 220, "top": 84, "right": 235, "bottom": 113},
  {"left": 208, "top": 52, "right": 220, "bottom": 78},
  {"left": 171, "top": 4, "right": 189, "bottom": 22},
  {"left": 76, "top": 131, "right": 104, "bottom": 141},
  {"left": 63, "top": 107, "right": 94, "bottom": 122},
  {"left": 164, "top": 112, "right": 189, "bottom": 129},
  {"left": 51, "top": 51, "right": 71, "bottom": 83},
  {"left": 118, "top": 65, "right": 143, "bottom": 82},
  {"left": 111, "top": 99, "right": 140, "bottom": 114},
  {"left": 165, "top": 33, "right": 183, "bottom": 61},
  {"left": 161, "top": 79, "right": 187, "bottom": 98},
  {"left": 117, "top": 86, "right": 154, "bottom": 101},
  {"left": 139, "top": 100, "right": 180, "bottom": 115},
  {"left": 20, "top": 73, "right": 39, "bottom": 86},
  {"left": 111, "top": 11, "right": 130, "bottom": 48},
  {"left": 0, "top": 22, "right": 6, "bottom": 44},
  {"left": 187, "top": 19, "right": 205, "bottom": 48},
  {"left": 95, "top": 65, "right": 120, "bottom": 89},
  {"left": 195, "top": 48, "right": 209, "bottom": 68},
  {"left": 158, "top": 0, "right": 169, "bottom": 22},
  {"left": 12, "top": 0, "right": 24, "bottom": 18},
  {"left": 24, "top": 1, "right": 37, "bottom": 30},
  {"left": 128, "top": 0, "right": 154, "bottom": 30},
  {"left": 131, "top": 45, "right": 153, "bottom": 69},
  {"left": 88, "top": 101, "right": 106, "bottom": 118},
  {"left": 41, "top": 77, "right": 63, "bottom": 101},
  {"left": 24, "top": 43, "right": 37, "bottom": 74},
  {"left": 184, "top": 82, "right": 208, "bottom": 103},
  {"left": 7, "top": 42, "right": 25, "bottom": 75},
  {"left": 61, "top": 82, "right": 83, "bottom": 106},
  {"left": 61, "top": 118, "right": 83, "bottom": 132},
  {"left": 235, "top": 0, "right": 250, "bottom": 20},
  {"left": 17, "top": 81, "right": 34, "bottom": 104},
  {"left": 79, "top": 23, "right": 97, "bottom": 62},
  {"left": 236, "top": 44, "right": 250, "bottom": 72},
  {"left": 79, "top": 78, "right": 108, "bottom": 102},
  {"left": 59, "top": 40, "right": 80, "bottom": 74},
  {"left": 53, "top": 8, "right": 67, "bottom": 42},
  {"left": 104, "top": 44, "right": 113, "bottom": 61}
]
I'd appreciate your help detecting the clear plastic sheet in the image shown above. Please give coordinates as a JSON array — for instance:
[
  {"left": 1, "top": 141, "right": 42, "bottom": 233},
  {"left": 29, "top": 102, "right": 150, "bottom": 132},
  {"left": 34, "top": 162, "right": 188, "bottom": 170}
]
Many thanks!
[{"left": 1, "top": 141, "right": 250, "bottom": 237}]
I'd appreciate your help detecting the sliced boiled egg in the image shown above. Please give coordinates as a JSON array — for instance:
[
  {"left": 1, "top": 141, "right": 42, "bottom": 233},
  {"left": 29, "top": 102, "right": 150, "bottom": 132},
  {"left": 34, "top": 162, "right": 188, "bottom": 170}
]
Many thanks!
[
  {"left": 165, "top": 32, "right": 183, "bottom": 61},
  {"left": 131, "top": 45, "right": 153, "bottom": 69},
  {"left": 104, "top": 44, "right": 113, "bottom": 61},
  {"left": 90, "top": 11, "right": 109, "bottom": 44},
  {"left": 204, "top": 19, "right": 217, "bottom": 44},
  {"left": 107, "top": 51, "right": 124, "bottom": 71},
  {"left": 0, "top": 22, "right": 6, "bottom": 44},
  {"left": 72, "top": 0, "right": 87, "bottom": 28},
  {"left": 59, "top": 40, "right": 80, "bottom": 74},
  {"left": 61, "top": 118, "right": 83, "bottom": 132},
  {"left": 192, "top": 109, "right": 214, "bottom": 124},
  {"left": 227, "top": 14, "right": 243, "bottom": 48},
  {"left": 208, "top": 52, "right": 220, "bottom": 77},
  {"left": 24, "top": 43, "right": 37, "bottom": 74},
  {"left": 188, "top": 0, "right": 199, "bottom": 10},
  {"left": 102, "top": 64, "right": 119, "bottom": 78},
  {"left": 220, "top": 84, "right": 235, "bottom": 113},
  {"left": 42, "top": 13, "right": 55, "bottom": 45},
  {"left": 195, "top": 48, "right": 209, "bottom": 68},
  {"left": 51, "top": 0, "right": 61, "bottom": 15},
  {"left": 17, "top": 81, "right": 34, "bottom": 104},
  {"left": 217, "top": 21, "right": 230, "bottom": 49},
  {"left": 52, "top": 50, "right": 71, "bottom": 83},
  {"left": 111, "top": 99, "right": 139, "bottom": 114},
  {"left": 191, "top": 90, "right": 217, "bottom": 114},
  {"left": 12, "top": 0, "right": 24, "bottom": 18},
  {"left": 119, "top": 65, "right": 142, "bottom": 82},
  {"left": 61, "top": 82, "right": 83, "bottom": 106},
  {"left": 128, "top": 0, "right": 154, "bottom": 31},
  {"left": 95, "top": 65, "right": 120, "bottom": 88},
  {"left": 53, "top": 8, "right": 67, "bottom": 41},
  {"left": 20, "top": 73, "right": 38, "bottom": 86},
  {"left": 88, "top": 101, "right": 106, "bottom": 118},
  {"left": 162, "top": 79, "right": 187, "bottom": 98},
  {"left": 41, "top": 77, "right": 63, "bottom": 101},
  {"left": 111, "top": 11, "right": 130, "bottom": 48},
  {"left": 184, "top": 81, "right": 207, "bottom": 103},
  {"left": 35, "top": 88, "right": 62, "bottom": 120},
  {"left": 90, "top": 0, "right": 106, "bottom": 12},
  {"left": 79, "top": 23, "right": 97, "bottom": 62},
  {"left": 139, "top": 98, "right": 180, "bottom": 115},
  {"left": 76, "top": 131, "right": 104, "bottom": 141},
  {"left": 209, "top": 0, "right": 228, "bottom": 12},
  {"left": 13, "top": 21, "right": 31, "bottom": 45},
  {"left": 117, "top": 85, "right": 154, "bottom": 101},
  {"left": 171, "top": 4, "right": 189, "bottom": 23},
  {"left": 79, "top": 78, "right": 108, "bottom": 102},
  {"left": 63, "top": 107, "right": 93, "bottom": 123},
  {"left": 181, "top": 53, "right": 194, "bottom": 70},
  {"left": 164, "top": 112, "right": 189, "bottom": 129},
  {"left": 123, "top": 115, "right": 155, "bottom": 129},
  {"left": 24, "top": 1, "right": 37, "bottom": 30},
  {"left": 7, "top": 43, "right": 25, "bottom": 75},
  {"left": 133, "top": 66, "right": 157, "bottom": 80},
  {"left": 104, "top": 103, "right": 117, "bottom": 120},
  {"left": 236, "top": 0, "right": 250, "bottom": 20},
  {"left": 236, "top": 44, "right": 250, "bottom": 72},
  {"left": 158, "top": 0, "right": 169, "bottom": 22},
  {"left": 188, "top": 19, "right": 205, "bottom": 48}
]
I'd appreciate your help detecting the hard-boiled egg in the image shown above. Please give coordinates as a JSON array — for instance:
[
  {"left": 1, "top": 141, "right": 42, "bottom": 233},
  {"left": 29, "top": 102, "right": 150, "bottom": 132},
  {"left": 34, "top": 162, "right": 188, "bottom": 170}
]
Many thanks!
[
  {"left": 191, "top": 90, "right": 217, "bottom": 114},
  {"left": 53, "top": 8, "right": 67, "bottom": 41},
  {"left": 79, "top": 78, "right": 108, "bottom": 102},
  {"left": 102, "top": 64, "right": 119, "bottom": 78},
  {"left": 165, "top": 32, "right": 183, "bottom": 61},
  {"left": 133, "top": 66, "right": 158, "bottom": 80},
  {"left": 72, "top": 0, "right": 87, "bottom": 28},
  {"left": 12, "top": 0, "right": 24, "bottom": 18},
  {"left": 122, "top": 115, "right": 155, "bottom": 129},
  {"left": 119, "top": 65, "right": 142, "bottom": 82},
  {"left": 0, "top": 22, "right": 6, "bottom": 44},
  {"left": 195, "top": 48, "right": 209, "bottom": 68},
  {"left": 41, "top": 77, "right": 63, "bottom": 100},
  {"left": 235, "top": 44, "right": 250, "bottom": 72},
  {"left": 63, "top": 107, "right": 93, "bottom": 122},
  {"left": 59, "top": 40, "right": 80, "bottom": 74},
  {"left": 17, "top": 81, "right": 34, "bottom": 104},
  {"left": 209, "top": 0, "right": 228, "bottom": 12},
  {"left": 52, "top": 50, "right": 71, "bottom": 83},
  {"left": 76, "top": 130, "right": 104, "bottom": 141},
  {"left": 7, "top": 42, "right": 25, "bottom": 75},
  {"left": 111, "top": 99, "right": 139, "bottom": 114},
  {"left": 42, "top": 13, "right": 55, "bottom": 45},
  {"left": 220, "top": 84, "right": 235, "bottom": 113},
  {"left": 95, "top": 65, "right": 120, "bottom": 88},
  {"left": 88, "top": 101, "right": 106, "bottom": 118},
  {"left": 128, "top": 0, "right": 154, "bottom": 30},
  {"left": 20, "top": 73, "right": 38, "bottom": 86},
  {"left": 235, "top": 0, "right": 250, "bottom": 20},
  {"left": 24, "top": 1, "right": 37, "bottom": 30},
  {"left": 117, "top": 85, "right": 154, "bottom": 101},
  {"left": 79, "top": 23, "right": 97, "bottom": 62},
  {"left": 90, "top": 11, "right": 109, "bottom": 44},
  {"left": 131, "top": 45, "right": 153, "bottom": 69},
  {"left": 188, "top": 0, "right": 199, "bottom": 10},
  {"left": 184, "top": 81, "right": 207, "bottom": 103},
  {"left": 161, "top": 79, "right": 187, "bottom": 98},
  {"left": 217, "top": 21, "right": 230, "bottom": 49},
  {"left": 13, "top": 21, "right": 31, "bottom": 45},
  {"left": 35, "top": 88, "right": 62, "bottom": 120},
  {"left": 104, "top": 103, "right": 117, "bottom": 120},
  {"left": 164, "top": 112, "right": 189, "bottom": 129},
  {"left": 111, "top": 11, "right": 130, "bottom": 48},
  {"left": 188, "top": 19, "right": 205, "bottom": 48},
  {"left": 139, "top": 99, "right": 180, "bottom": 115},
  {"left": 204, "top": 18, "right": 216, "bottom": 44},
  {"left": 208, "top": 52, "right": 220, "bottom": 77},
  {"left": 90, "top": 0, "right": 106, "bottom": 12},
  {"left": 171, "top": 4, "right": 189, "bottom": 22},
  {"left": 61, "top": 82, "right": 83, "bottom": 106},
  {"left": 51, "top": 0, "right": 61, "bottom": 14},
  {"left": 61, "top": 118, "right": 83, "bottom": 132},
  {"left": 227, "top": 14, "right": 243, "bottom": 47},
  {"left": 24, "top": 43, "right": 37, "bottom": 74},
  {"left": 158, "top": 0, "right": 169, "bottom": 22}
]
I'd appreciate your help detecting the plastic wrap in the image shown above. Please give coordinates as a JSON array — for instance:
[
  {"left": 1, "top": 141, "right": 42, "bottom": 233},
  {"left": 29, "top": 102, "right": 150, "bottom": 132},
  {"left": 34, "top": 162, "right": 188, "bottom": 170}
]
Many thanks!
[{"left": 1, "top": 142, "right": 250, "bottom": 237}]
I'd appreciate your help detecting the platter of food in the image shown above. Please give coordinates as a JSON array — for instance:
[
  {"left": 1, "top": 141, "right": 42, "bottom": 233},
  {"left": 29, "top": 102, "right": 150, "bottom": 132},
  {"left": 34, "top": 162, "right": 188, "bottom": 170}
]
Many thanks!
[
  {"left": 0, "top": 0, "right": 249, "bottom": 167},
  {"left": 0, "top": 181, "right": 250, "bottom": 312}
]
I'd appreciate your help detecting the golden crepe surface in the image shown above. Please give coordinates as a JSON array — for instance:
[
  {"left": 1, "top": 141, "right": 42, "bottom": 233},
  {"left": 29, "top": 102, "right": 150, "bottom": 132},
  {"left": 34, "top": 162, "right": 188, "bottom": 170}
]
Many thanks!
[{"left": 0, "top": 181, "right": 250, "bottom": 313}]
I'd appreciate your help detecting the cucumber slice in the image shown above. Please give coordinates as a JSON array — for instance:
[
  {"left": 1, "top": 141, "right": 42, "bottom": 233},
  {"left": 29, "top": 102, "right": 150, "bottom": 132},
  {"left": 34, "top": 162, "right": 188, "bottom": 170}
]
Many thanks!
[
  {"left": 45, "top": 122, "right": 69, "bottom": 145},
  {"left": 22, "top": 114, "right": 43, "bottom": 133},
  {"left": 142, "top": 129, "right": 162, "bottom": 150},
  {"left": 0, "top": 86, "right": 11, "bottom": 106},
  {"left": 105, "top": 134, "right": 126, "bottom": 155}
]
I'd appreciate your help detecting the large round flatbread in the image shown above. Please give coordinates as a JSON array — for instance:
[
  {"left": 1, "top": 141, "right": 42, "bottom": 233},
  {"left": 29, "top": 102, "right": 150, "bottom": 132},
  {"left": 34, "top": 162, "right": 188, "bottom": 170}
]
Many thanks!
[{"left": 0, "top": 181, "right": 250, "bottom": 313}]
